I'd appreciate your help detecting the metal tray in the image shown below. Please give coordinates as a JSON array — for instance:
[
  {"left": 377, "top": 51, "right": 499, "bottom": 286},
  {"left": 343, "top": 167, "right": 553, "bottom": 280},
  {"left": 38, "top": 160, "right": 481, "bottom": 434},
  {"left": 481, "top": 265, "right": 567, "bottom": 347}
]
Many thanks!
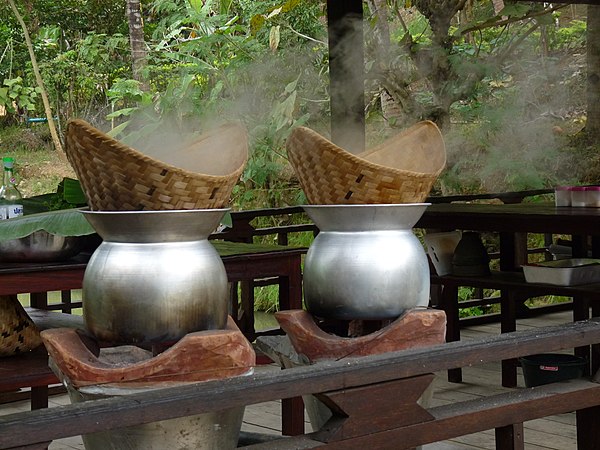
[{"left": 522, "top": 258, "right": 600, "bottom": 286}]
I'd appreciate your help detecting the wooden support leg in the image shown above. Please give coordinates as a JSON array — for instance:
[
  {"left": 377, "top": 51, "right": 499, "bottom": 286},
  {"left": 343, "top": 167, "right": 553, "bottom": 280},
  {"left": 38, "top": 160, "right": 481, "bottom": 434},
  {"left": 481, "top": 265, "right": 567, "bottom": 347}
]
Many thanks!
[
  {"left": 441, "top": 284, "right": 462, "bottom": 383},
  {"left": 495, "top": 423, "right": 524, "bottom": 450},
  {"left": 239, "top": 280, "right": 256, "bottom": 341},
  {"left": 576, "top": 406, "right": 600, "bottom": 450},
  {"left": 591, "top": 302, "right": 600, "bottom": 375},
  {"left": 278, "top": 259, "right": 305, "bottom": 436},
  {"left": 574, "top": 296, "right": 591, "bottom": 376},
  {"left": 281, "top": 397, "right": 305, "bottom": 436},
  {"left": 30, "top": 385, "right": 49, "bottom": 410},
  {"left": 501, "top": 292, "right": 518, "bottom": 388},
  {"left": 29, "top": 292, "right": 49, "bottom": 309}
]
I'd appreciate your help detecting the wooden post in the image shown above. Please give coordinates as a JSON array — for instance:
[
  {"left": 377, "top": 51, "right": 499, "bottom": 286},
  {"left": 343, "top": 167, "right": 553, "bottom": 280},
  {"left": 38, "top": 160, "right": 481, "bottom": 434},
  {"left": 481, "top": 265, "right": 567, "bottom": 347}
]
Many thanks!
[
  {"left": 326, "top": 0, "right": 365, "bottom": 154},
  {"left": 495, "top": 423, "right": 524, "bottom": 450}
]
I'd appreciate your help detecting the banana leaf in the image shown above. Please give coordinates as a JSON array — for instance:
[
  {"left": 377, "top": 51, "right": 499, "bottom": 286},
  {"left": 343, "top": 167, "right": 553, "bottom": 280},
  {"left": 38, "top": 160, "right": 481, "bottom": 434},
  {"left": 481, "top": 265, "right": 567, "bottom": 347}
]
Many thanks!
[
  {"left": 22, "top": 178, "right": 87, "bottom": 214},
  {"left": 0, "top": 208, "right": 95, "bottom": 240}
]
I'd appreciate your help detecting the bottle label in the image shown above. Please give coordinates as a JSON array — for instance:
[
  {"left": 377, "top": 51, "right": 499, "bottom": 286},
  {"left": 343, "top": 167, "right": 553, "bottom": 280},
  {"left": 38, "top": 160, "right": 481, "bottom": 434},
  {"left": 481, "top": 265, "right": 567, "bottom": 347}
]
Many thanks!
[
  {"left": 0, "top": 207, "right": 7, "bottom": 220},
  {"left": 5, "top": 204, "right": 23, "bottom": 218}
]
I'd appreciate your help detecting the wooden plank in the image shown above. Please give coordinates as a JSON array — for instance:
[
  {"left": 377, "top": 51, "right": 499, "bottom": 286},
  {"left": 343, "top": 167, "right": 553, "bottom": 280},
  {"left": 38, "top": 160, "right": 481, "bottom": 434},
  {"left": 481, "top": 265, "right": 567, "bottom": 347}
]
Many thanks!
[
  {"left": 310, "top": 380, "right": 600, "bottom": 449},
  {"left": 316, "top": 376, "right": 435, "bottom": 441}
]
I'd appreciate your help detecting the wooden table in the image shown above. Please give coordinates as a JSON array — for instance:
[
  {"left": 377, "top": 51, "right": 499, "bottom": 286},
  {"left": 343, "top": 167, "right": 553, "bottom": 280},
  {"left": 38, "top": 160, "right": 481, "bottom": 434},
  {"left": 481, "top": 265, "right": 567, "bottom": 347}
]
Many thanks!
[
  {"left": 0, "top": 241, "right": 307, "bottom": 435},
  {"left": 416, "top": 203, "right": 600, "bottom": 386},
  {"left": 417, "top": 202, "right": 600, "bottom": 268}
]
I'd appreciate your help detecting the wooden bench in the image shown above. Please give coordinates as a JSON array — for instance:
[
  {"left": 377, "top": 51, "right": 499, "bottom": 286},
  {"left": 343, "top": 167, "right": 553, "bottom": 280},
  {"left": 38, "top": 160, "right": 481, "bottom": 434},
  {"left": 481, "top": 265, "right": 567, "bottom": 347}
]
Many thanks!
[{"left": 0, "top": 308, "right": 83, "bottom": 409}]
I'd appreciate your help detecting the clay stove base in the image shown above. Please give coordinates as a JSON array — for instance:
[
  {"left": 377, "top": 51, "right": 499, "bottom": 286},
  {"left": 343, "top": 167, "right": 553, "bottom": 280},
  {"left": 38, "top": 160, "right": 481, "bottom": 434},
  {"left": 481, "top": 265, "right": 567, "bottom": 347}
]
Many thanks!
[
  {"left": 41, "top": 316, "right": 255, "bottom": 450},
  {"left": 259, "top": 308, "right": 446, "bottom": 433},
  {"left": 275, "top": 308, "right": 446, "bottom": 361}
]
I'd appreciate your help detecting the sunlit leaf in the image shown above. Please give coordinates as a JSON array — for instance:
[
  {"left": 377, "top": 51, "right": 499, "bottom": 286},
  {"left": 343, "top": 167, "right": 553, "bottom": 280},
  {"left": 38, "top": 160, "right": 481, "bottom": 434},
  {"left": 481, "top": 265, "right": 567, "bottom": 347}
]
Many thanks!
[
  {"left": 106, "top": 121, "right": 130, "bottom": 137},
  {"left": 284, "top": 77, "right": 298, "bottom": 94},
  {"left": 188, "top": 0, "right": 203, "bottom": 13},
  {"left": 269, "top": 26, "right": 281, "bottom": 52},
  {"left": 0, "top": 208, "right": 95, "bottom": 241},
  {"left": 267, "top": 7, "right": 282, "bottom": 19}
]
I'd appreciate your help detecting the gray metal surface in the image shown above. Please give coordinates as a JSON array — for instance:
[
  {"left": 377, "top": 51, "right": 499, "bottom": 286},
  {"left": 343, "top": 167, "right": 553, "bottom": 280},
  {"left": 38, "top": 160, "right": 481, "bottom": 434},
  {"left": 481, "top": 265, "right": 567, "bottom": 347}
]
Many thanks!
[
  {"left": 302, "top": 204, "right": 430, "bottom": 320},
  {"left": 82, "top": 209, "right": 229, "bottom": 345},
  {"left": 69, "top": 382, "right": 244, "bottom": 450},
  {"left": 0, "top": 230, "right": 85, "bottom": 262}
]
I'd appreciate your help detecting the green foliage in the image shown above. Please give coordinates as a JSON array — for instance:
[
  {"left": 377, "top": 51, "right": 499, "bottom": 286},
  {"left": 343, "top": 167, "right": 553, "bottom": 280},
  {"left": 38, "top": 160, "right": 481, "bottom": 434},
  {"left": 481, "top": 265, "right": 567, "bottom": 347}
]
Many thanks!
[
  {"left": 45, "top": 178, "right": 87, "bottom": 211},
  {"left": 547, "top": 19, "right": 587, "bottom": 50},
  {"left": 0, "top": 77, "right": 40, "bottom": 114},
  {"left": 0, "top": 207, "right": 94, "bottom": 239}
]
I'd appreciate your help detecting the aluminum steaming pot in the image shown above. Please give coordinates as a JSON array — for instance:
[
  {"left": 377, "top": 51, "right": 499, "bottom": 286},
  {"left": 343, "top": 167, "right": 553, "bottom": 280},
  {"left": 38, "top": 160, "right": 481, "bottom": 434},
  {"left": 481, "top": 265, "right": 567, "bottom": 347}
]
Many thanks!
[
  {"left": 81, "top": 209, "right": 229, "bottom": 345},
  {"left": 302, "top": 204, "right": 430, "bottom": 320}
]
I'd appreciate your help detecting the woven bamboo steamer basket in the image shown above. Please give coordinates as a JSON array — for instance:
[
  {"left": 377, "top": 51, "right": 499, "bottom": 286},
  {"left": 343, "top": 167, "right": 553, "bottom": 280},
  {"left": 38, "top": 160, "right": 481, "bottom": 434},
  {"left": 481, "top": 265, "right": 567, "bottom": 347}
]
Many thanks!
[
  {"left": 65, "top": 119, "right": 248, "bottom": 211},
  {"left": 286, "top": 120, "right": 446, "bottom": 204},
  {"left": 0, "top": 295, "right": 42, "bottom": 356}
]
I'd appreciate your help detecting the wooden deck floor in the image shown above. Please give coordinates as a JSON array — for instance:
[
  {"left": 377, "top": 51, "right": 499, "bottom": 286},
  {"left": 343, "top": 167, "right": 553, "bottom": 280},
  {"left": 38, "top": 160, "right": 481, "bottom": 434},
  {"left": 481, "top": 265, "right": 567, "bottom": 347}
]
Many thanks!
[{"left": 0, "top": 309, "right": 581, "bottom": 449}]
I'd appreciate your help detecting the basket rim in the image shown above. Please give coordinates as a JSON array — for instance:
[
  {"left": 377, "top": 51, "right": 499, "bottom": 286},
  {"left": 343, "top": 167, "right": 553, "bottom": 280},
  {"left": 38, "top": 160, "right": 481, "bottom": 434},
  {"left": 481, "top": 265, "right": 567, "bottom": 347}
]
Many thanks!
[
  {"left": 288, "top": 124, "right": 446, "bottom": 179},
  {"left": 67, "top": 119, "right": 248, "bottom": 181}
]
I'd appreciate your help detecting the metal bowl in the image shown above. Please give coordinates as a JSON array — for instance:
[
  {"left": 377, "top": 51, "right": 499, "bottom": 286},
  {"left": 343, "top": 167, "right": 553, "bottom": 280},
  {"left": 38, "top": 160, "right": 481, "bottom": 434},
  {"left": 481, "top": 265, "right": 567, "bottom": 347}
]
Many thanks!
[{"left": 0, "top": 231, "right": 86, "bottom": 262}]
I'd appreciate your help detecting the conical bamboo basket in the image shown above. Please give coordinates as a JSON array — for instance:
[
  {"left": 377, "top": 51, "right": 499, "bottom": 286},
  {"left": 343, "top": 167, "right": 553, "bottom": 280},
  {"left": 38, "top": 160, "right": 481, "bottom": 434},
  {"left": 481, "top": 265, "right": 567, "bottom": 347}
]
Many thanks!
[
  {"left": 286, "top": 121, "right": 446, "bottom": 204},
  {"left": 0, "top": 295, "right": 42, "bottom": 356},
  {"left": 65, "top": 119, "right": 248, "bottom": 210}
]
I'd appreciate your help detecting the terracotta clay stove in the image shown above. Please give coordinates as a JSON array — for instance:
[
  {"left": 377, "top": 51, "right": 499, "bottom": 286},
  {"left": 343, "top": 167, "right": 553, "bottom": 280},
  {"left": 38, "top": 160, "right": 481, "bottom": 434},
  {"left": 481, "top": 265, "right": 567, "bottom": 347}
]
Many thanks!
[
  {"left": 40, "top": 210, "right": 256, "bottom": 450},
  {"left": 265, "top": 204, "right": 447, "bottom": 432}
]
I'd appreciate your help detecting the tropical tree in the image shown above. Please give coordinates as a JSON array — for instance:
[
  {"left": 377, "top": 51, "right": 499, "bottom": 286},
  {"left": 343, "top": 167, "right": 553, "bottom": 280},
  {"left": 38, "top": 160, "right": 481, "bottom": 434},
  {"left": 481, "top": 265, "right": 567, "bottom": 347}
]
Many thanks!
[
  {"left": 587, "top": 4, "right": 600, "bottom": 140},
  {"left": 6, "top": 0, "right": 65, "bottom": 159},
  {"left": 126, "top": 0, "right": 147, "bottom": 84},
  {"left": 364, "top": 1, "right": 561, "bottom": 129}
]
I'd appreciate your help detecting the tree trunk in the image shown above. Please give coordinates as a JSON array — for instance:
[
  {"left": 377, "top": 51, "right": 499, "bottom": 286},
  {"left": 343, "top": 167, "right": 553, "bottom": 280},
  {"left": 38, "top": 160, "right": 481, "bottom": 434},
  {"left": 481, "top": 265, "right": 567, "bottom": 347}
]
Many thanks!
[
  {"left": 366, "top": 0, "right": 404, "bottom": 124},
  {"left": 7, "top": 0, "right": 66, "bottom": 160},
  {"left": 127, "top": 0, "right": 148, "bottom": 85},
  {"left": 587, "top": 5, "right": 600, "bottom": 140}
]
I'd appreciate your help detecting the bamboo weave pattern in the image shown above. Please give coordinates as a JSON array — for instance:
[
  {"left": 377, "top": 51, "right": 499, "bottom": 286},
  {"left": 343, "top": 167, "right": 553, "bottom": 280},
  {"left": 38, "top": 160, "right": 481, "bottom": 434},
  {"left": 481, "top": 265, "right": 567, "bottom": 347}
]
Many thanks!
[
  {"left": 286, "top": 121, "right": 446, "bottom": 204},
  {"left": 65, "top": 119, "right": 248, "bottom": 211},
  {"left": 0, "top": 295, "right": 42, "bottom": 356}
]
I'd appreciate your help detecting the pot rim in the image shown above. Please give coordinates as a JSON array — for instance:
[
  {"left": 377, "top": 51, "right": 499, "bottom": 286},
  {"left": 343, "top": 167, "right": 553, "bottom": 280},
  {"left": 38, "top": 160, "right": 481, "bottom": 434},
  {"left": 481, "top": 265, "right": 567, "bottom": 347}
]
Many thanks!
[
  {"left": 81, "top": 208, "right": 230, "bottom": 242},
  {"left": 302, "top": 203, "right": 430, "bottom": 232}
]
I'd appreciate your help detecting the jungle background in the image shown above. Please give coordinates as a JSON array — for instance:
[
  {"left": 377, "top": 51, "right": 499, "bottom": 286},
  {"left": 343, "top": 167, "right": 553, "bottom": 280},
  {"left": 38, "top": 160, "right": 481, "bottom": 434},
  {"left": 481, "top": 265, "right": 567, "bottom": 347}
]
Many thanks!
[{"left": 0, "top": 0, "right": 598, "bottom": 314}]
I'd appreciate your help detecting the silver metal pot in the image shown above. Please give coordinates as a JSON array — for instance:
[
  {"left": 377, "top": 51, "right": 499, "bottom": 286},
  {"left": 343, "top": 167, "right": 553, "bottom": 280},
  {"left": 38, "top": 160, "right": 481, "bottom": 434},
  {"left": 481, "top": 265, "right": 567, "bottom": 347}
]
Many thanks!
[
  {"left": 302, "top": 204, "right": 430, "bottom": 320},
  {"left": 81, "top": 209, "right": 229, "bottom": 345},
  {"left": 0, "top": 230, "right": 85, "bottom": 262}
]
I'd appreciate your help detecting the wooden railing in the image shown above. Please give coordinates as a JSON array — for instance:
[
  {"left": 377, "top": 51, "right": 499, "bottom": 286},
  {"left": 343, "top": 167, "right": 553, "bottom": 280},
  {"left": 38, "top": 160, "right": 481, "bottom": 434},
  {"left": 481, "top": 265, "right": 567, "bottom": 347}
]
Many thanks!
[{"left": 2, "top": 318, "right": 600, "bottom": 450}]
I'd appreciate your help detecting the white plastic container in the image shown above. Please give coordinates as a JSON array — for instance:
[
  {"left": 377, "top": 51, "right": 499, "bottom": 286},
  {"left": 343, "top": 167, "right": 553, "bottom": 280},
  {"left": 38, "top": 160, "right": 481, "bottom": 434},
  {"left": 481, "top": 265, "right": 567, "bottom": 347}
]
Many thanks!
[
  {"left": 585, "top": 186, "right": 600, "bottom": 207},
  {"left": 523, "top": 258, "right": 600, "bottom": 286},
  {"left": 554, "top": 186, "right": 572, "bottom": 207},
  {"left": 570, "top": 186, "right": 587, "bottom": 207}
]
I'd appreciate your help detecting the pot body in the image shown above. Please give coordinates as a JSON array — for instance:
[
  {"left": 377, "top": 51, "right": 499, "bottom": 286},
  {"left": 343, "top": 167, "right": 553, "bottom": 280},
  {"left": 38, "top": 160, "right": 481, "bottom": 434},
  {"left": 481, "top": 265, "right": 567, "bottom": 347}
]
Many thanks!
[
  {"left": 82, "top": 209, "right": 229, "bottom": 345},
  {"left": 67, "top": 383, "right": 244, "bottom": 450},
  {"left": 303, "top": 204, "right": 430, "bottom": 320}
]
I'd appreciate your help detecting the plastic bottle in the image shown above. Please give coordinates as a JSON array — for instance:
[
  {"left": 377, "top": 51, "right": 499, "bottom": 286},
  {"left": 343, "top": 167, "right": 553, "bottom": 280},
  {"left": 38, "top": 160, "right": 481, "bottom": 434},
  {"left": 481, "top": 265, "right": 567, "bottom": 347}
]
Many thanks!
[{"left": 0, "top": 157, "right": 24, "bottom": 219}]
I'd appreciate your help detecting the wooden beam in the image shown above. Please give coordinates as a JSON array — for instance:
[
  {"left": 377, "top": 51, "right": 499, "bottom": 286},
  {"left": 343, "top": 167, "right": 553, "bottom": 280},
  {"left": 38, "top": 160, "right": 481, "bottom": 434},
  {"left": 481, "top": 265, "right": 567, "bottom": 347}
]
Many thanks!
[{"left": 326, "top": 0, "right": 365, "bottom": 153}]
